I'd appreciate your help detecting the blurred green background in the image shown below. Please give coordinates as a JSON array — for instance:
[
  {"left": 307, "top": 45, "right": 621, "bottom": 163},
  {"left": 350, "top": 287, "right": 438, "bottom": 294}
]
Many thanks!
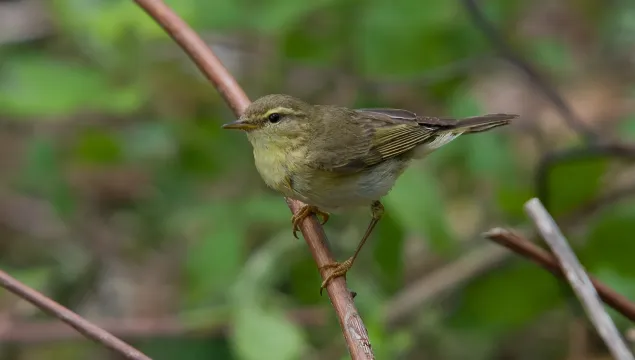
[{"left": 1, "top": 0, "right": 635, "bottom": 359}]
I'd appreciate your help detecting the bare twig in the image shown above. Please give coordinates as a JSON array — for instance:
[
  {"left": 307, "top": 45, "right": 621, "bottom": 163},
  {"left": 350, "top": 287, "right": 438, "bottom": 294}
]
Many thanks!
[
  {"left": 484, "top": 228, "right": 635, "bottom": 322},
  {"left": 524, "top": 198, "right": 633, "bottom": 360},
  {"left": 384, "top": 184, "right": 635, "bottom": 326},
  {"left": 132, "top": 1, "right": 374, "bottom": 358},
  {"left": 0, "top": 269, "right": 151, "bottom": 360}
]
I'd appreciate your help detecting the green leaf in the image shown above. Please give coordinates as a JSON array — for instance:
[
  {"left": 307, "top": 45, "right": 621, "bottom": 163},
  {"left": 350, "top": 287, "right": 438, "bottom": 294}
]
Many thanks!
[
  {"left": 232, "top": 304, "right": 306, "bottom": 360},
  {"left": 452, "top": 261, "right": 563, "bottom": 333},
  {"left": 547, "top": 158, "right": 608, "bottom": 216},
  {"left": 383, "top": 167, "right": 455, "bottom": 253}
]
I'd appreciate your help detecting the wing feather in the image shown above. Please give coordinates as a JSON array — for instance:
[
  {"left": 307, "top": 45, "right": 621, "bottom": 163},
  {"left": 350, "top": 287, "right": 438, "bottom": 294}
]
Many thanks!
[
  {"left": 308, "top": 107, "right": 514, "bottom": 173},
  {"left": 308, "top": 107, "right": 440, "bottom": 173}
]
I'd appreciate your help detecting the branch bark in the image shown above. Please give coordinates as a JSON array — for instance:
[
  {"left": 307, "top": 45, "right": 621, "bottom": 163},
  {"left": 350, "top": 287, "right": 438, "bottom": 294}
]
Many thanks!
[
  {"left": 524, "top": 198, "right": 633, "bottom": 360},
  {"left": 484, "top": 229, "right": 635, "bottom": 322},
  {"left": 0, "top": 269, "right": 151, "bottom": 360},
  {"left": 132, "top": 1, "right": 374, "bottom": 358}
]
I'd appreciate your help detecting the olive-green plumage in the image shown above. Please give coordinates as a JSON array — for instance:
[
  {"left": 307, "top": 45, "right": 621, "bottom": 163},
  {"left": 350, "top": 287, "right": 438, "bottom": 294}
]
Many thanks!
[
  {"left": 224, "top": 94, "right": 516, "bottom": 212},
  {"left": 222, "top": 94, "right": 518, "bottom": 292}
]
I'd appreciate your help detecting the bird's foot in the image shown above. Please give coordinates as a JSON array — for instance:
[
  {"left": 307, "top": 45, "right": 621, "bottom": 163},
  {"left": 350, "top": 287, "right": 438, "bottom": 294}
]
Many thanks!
[
  {"left": 319, "top": 257, "right": 354, "bottom": 295},
  {"left": 291, "top": 205, "right": 329, "bottom": 239}
]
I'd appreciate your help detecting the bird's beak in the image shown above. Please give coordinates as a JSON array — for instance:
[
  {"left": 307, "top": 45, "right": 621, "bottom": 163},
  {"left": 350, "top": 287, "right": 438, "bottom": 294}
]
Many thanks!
[{"left": 221, "top": 119, "right": 258, "bottom": 131}]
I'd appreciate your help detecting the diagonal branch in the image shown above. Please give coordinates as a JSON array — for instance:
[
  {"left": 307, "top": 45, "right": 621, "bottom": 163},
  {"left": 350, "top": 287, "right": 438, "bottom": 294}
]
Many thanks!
[
  {"left": 484, "top": 228, "right": 635, "bottom": 322},
  {"left": 0, "top": 269, "right": 151, "bottom": 360},
  {"left": 524, "top": 198, "right": 633, "bottom": 360},
  {"left": 132, "top": 1, "right": 374, "bottom": 358}
]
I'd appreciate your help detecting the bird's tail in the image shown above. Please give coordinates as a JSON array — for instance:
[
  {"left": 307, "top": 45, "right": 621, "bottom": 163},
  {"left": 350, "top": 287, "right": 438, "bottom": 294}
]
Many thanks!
[{"left": 451, "top": 114, "right": 518, "bottom": 134}]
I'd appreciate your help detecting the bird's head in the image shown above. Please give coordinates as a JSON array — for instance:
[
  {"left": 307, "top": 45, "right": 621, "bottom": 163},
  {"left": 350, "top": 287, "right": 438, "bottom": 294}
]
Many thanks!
[{"left": 222, "top": 94, "right": 314, "bottom": 147}]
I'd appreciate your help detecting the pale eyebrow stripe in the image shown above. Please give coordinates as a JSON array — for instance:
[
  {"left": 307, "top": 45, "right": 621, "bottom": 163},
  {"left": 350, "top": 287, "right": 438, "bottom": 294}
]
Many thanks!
[{"left": 263, "top": 107, "right": 303, "bottom": 118}]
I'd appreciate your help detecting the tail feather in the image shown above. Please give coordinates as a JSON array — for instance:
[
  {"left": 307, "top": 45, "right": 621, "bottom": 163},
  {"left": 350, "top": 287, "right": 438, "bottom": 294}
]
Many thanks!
[{"left": 451, "top": 113, "right": 518, "bottom": 133}]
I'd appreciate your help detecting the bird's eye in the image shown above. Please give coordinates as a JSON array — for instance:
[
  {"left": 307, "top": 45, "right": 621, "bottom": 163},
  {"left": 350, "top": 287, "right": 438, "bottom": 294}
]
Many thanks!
[{"left": 268, "top": 113, "right": 281, "bottom": 123}]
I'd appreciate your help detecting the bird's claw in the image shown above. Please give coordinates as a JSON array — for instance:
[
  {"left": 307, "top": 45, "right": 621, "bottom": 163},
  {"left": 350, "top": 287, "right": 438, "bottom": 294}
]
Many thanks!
[
  {"left": 319, "top": 257, "right": 353, "bottom": 295},
  {"left": 291, "top": 205, "right": 329, "bottom": 239}
]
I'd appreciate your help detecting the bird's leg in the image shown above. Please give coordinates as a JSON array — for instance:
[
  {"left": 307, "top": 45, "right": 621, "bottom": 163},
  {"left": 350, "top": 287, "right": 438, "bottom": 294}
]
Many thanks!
[
  {"left": 291, "top": 204, "right": 330, "bottom": 239},
  {"left": 319, "top": 200, "right": 384, "bottom": 295}
]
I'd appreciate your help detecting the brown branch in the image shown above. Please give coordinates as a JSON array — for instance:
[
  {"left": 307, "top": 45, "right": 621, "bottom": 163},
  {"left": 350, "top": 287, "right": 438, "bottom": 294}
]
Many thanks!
[
  {"left": 524, "top": 198, "right": 633, "bottom": 360},
  {"left": 484, "top": 228, "right": 635, "bottom": 322},
  {"left": 132, "top": 1, "right": 374, "bottom": 358},
  {"left": 383, "top": 184, "right": 635, "bottom": 326},
  {"left": 0, "top": 269, "right": 151, "bottom": 360},
  {"left": 0, "top": 308, "right": 326, "bottom": 343}
]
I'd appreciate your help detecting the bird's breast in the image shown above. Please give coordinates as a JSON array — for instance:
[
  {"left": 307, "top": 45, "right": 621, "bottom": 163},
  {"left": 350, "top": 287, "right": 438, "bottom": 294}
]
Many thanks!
[
  {"left": 251, "top": 141, "right": 310, "bottom": 198},
  {"left": 253, "top": 148, "right": 289, "bottom": 191},
  {"left": 251, "top": 140, "right": 409, "bottom": 212}
]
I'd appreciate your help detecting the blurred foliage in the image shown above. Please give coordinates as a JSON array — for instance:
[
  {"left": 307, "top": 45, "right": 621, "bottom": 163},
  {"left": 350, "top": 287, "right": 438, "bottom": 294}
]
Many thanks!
[{"left": 1, "top": 0, "right": 635, "bottom": 359}]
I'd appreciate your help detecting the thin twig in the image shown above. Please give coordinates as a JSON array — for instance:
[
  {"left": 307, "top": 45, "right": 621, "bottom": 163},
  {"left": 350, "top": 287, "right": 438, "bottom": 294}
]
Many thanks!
[
  {"left": 132, "top": 1, "right": 374, "bottom": 358},
  {"left": 484, "top": 228, "right": 635, "bottom": 322},
  {"left": 524, "top": 198, "right": 633, "bottom": 360},
  {"left": 384, "top": 185, "right": 635, "bottom": 326},
  {"left": 0, "top": 269, "right": 151, "bottom": 360}
]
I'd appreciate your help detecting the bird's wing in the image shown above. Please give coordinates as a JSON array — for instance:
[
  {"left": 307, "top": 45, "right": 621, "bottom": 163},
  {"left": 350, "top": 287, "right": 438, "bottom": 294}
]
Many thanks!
[
  {"left": 310, "top": 107, "right": 515, "bottom": 173},
  {"left": 308, "top": 107, "right": 440, "bottom": 173}
]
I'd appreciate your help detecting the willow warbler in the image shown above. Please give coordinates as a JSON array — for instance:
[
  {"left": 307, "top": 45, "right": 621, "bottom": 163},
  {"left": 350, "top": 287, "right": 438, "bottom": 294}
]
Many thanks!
[{"left": 222, "top": 94, "right": 517, "bottom": 292}]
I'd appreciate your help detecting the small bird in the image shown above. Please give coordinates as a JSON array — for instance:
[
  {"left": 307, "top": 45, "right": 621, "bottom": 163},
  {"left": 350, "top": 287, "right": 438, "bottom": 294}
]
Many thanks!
[{"left": 222, "top": 94, "right": 517, "bottom": 293}]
